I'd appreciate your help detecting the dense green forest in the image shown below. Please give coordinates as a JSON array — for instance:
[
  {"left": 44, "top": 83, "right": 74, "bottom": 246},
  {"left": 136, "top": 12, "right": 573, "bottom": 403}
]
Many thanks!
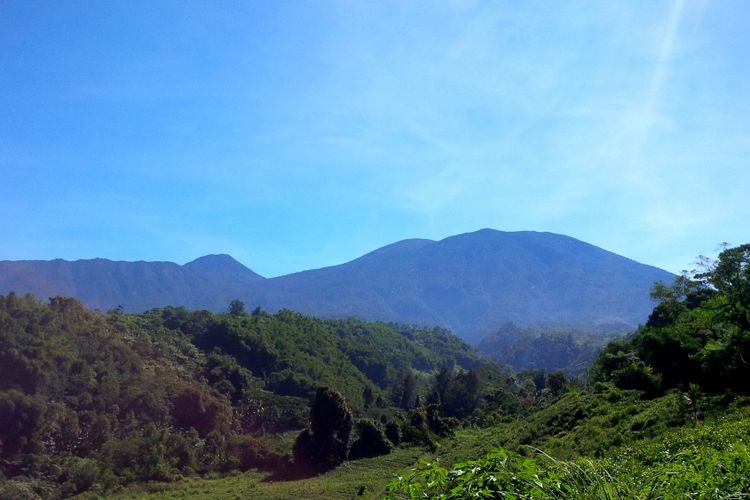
[
  {"left": 0, "top": 294, "right": 509, "bottom": 497},
  {"left": 476, "top": 323, "right": 624, "bottom": 376},
  {"left": 1, "top": 243, "right": 749, "bottom": 499},
  {"left": 389, "top": 243, "right": 750, "bottom": 498}
]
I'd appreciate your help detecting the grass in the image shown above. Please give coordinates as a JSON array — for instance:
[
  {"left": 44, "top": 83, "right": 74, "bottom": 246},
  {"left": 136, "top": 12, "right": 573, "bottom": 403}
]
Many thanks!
[
  {"left": 113, "top": 393, "right": 750, "bottom": 499},
  {"left": 114, "top": 447, "right": 424, "bottom": 500},
  {"left": 388, "top": 410, "right": 750, "bottom": 499}
]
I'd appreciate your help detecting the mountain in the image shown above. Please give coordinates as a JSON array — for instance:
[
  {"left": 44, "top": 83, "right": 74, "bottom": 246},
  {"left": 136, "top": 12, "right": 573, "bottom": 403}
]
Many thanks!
[
  {"left": 0, "top": 254, "right": 264, "bottom": 313},
  {"left": 0, "top": 230, "right": 674, "bottom": 341},
  {"left": 243, "top": 230, "right": 674, "bottom": 342}
]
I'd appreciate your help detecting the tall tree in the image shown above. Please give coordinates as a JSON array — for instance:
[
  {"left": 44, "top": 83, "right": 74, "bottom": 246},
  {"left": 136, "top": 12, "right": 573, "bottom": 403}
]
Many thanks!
[
  {"left": 293, "top": 387, "right": 353, "bottom": 469},
  {"left": 228, "top": 299, "right": 246, "bottom": 316}
]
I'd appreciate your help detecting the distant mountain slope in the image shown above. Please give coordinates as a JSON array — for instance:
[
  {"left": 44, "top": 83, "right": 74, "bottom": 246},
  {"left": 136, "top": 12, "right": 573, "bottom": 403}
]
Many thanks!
[
  {"left": 0, "top": 254, "right": 264, "bottom": 312},
  {"left": 0, "top": 230, "right": 673, "bottom": 341},
  {"left": 245, "top": 230, "right": 674, "bottom": 342}
]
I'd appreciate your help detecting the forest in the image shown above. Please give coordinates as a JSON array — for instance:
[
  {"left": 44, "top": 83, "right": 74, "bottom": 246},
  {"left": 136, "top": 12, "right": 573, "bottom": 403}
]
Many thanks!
[{"left": 1, "top": 243, "right": 749, "bottom": 498}]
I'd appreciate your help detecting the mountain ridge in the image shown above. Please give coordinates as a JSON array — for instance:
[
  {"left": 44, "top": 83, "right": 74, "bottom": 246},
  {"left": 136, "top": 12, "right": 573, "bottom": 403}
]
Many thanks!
[{"left": 0, "top": 229, "right": 674, "bottom": 341}]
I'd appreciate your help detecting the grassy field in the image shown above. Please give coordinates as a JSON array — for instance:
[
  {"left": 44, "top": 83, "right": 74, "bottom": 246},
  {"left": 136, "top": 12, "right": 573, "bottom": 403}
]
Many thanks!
[
  {"left": 114, "top": 393, "right": 750, "bottom": 499},
  {"left": 113, "top": 425, "right": 521, "bottom": 500},
  {"left": 114, "top": 447, "right": 425, "bottom": 500},
  {"left": 112, "top": 426, "right": 547, "bottom": 500}
]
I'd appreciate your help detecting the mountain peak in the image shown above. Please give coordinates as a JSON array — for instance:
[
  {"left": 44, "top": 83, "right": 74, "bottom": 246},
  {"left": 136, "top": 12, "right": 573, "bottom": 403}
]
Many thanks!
[
  {"left": 184, "top": 254, "right": 265, "bottom": 281},
  {"left": 186, "top": 254, "right": 239, "bottom": 266}
]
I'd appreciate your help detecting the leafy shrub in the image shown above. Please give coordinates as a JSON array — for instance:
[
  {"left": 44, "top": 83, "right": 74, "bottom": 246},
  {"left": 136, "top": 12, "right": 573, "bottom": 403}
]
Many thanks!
[
  {"left": 400, "top": 408, "right": 435, "bottom": 450},
  {"left": 387, "top": 449, "right": 573, "bottom": 499},
  {"left": 100, "top": 428, "right": 171, "bottom": 482},
  {"left": 426, "top": 404, "right": 458, "bottom": 437},
  {"left": 0, "top": 480, "right": 42, "bottom": 500},
  {"left": 385, "top": 421, "right": 402, "bottom": 446},
  {"left": 388, "top": 411, "right": 750, "bottom": 499},
  {"left": 349, "top": 420, "right": 392, "bottom": 459},
  {"left": 171, "top": 386, "right": 232, "bottom": 436},
  {"left": 58, "top": 457, "right": 102, "bottom": 497},
  {"left": 293, "top": 387, "right": 353, "bottom": 469},
  {"left": 227, "top": 434, "right": 288, "bottom": 471}
]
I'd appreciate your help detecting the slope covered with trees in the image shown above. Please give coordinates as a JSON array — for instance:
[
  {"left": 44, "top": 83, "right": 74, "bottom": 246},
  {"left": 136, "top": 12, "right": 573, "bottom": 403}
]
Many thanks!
[
  {"left": 0, "top": 294, "right": 499, "bottom": 497},
  {"left": 476, "top": 322, "right": 624, "bottom": 376},
  {"left": 3, "top": 243, "right": 747, "bottom": 499},
  {"left": 388, "top": 243, "right": 750, "bottom": 498}
]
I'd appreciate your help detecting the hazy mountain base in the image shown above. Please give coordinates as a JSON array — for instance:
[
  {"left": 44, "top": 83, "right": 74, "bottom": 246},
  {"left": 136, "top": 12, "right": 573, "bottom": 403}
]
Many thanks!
[{"left": 476, "top": 322, "right": 626, "bottom": 376}]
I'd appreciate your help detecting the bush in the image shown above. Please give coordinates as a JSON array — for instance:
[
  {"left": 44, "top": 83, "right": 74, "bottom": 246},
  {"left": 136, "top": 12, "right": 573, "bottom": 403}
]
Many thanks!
[
  {"left": 171, "top": 387, "right": 232, "bottom": 436},
  {"left": 400, "top": 408, "right": 435, "bottom": 449},
  {"left": 385, "top": 422, "right": 402, "bottom": 446},
  {"left": 100, "top": 428, "right": 171, "bottom": 482},
  {"left": 293, "top": 387, "right": 353, "bottom": 469},
  {"left": 292, "top": 428, "right": 316, "bottom": 465},
  {"left": 0, "top": 481, "right": 42, "bottom": 500},
  {"left": 228, "top": 434, "right": 288, "bottom": 471},
  {"left": 59, "top": 457, "right": 101, "bottom": 497},
  {"left": 426, "top": 404, "right": 458, "bottom": 437},
  {"left": 0, "top": 390, "right": 43, "bottom": 458},
  {"left": 349, "top": 420, "right": 392, "bottom": 459}
]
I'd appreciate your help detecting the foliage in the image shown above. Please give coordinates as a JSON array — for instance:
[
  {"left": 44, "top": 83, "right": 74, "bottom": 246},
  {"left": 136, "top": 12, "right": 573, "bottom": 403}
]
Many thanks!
[
  {"left": 385, "top": 421, "right": 403, "bottom": 446},
  {"left": 293, "top": 387, "right": 353, "bottom": 469},
  {"left": 349, "top": 419, "right": 393, "bottom": 459},
  {"left": 227, "top": 299, "right": 246, "bottom": 316},
  {"left": 388, "top": 409, "right": 750, "bottom": 499},
  {"left": 0, "top": 293, "right": 495, "bottom": 496},
  {"left": 477, "top": 323, "right": 624, "bottom": 376},
  {"left": 5, "top": 242, "right": 749, "bottom": 498},
  {"left": 593, "top": 242, "right": 750, "bottom": 395},
  {"left": 429, "top": 366, "right": 481, "bottom": 418}
]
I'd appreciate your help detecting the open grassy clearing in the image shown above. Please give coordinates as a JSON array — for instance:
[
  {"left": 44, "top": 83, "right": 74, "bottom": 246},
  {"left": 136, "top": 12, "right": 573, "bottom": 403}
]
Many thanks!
[
  {"left": 112, "top": 426, "right": 506, "bottom": 499},
  {"left": 114, "top": 447, "right": 424, "bottom": 500}
]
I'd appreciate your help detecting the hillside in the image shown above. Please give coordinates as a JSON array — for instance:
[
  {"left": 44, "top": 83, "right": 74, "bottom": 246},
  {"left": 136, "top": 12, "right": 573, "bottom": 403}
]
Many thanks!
[
  {"left": 0, "top": 293, "right": 496, "bottom": 496},
  {"left": 0, "top": 254, "right": 265, "bottom": 313},
  {"left": 1, "top": 243, "right": 748, "bottom": 499},
  {"left": 0, "top": 230, "right": 674, "bottom": 341},
  {"left": 476, "top": 323, "right": 624, "bottom": 376}
]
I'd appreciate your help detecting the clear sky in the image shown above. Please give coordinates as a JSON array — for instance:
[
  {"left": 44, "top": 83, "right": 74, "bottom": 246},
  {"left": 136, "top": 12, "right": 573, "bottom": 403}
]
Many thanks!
[{"left": 1, "top": 1, "right": 747, "bottom": 277}]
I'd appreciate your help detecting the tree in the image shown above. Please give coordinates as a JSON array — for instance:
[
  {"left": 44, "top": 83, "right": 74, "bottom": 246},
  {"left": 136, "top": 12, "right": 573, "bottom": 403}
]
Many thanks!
[
  {"left": 547, "top": 371, "right": 567, "bottom": 395},
  {"left": 385, "top": 421, "right": 402, "bottom": 446},
  {"left": 293, "top": 387, "right": 353, "bottom": 469},
  {"left": 397, "top": 371, "right": 417, "bottom": 410},
  {"left": 171, "top": 386, "right": 232, "bottom": 436},
  {"left": 431, "top": 365, "right": 452, "bottom": 407},
  {"left": 349, "top": 419, "right": 392, "bottom": 459},
  {"left": 228, "top": 299, "right": 246, "bottom": 316},
  {"left": 707, "top": 243, "right": 750, "bottom": 330},
  {"left": 362, "top": 386, "right": 374, "bottom": 409}
]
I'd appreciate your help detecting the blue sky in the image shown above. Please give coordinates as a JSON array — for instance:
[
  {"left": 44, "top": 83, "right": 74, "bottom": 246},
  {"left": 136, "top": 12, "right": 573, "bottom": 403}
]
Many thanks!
[{"left": 1, "top": 0, "right": 748, "bottom": 277}]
